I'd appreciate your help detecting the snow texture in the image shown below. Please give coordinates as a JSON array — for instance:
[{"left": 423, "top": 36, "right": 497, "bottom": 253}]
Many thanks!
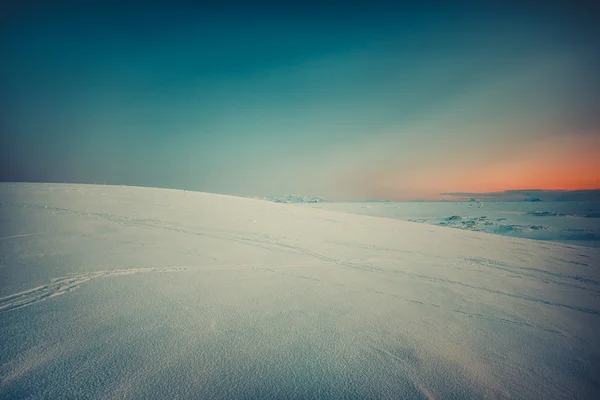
[{"left": 1, "top": 183, "right": 599, "bottom": 399}]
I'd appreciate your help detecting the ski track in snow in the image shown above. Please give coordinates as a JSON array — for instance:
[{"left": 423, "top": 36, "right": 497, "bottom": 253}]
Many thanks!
[
  {"left": 0, "top": 233, "right": 41, "bottom": 241},
  {"left": 4, "top": 252, "right": 600, "bottom": 317},
  {"left": 0, "top": 262, "right": 339, "bottom": 312},
  {"left": 1, "top": 259, "right": 596, "bottom": 342}
]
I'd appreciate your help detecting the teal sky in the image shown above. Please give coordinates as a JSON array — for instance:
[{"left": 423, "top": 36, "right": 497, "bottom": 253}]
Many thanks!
[{"left": 2, "top": 1, "right": 599, "bottom": 199}]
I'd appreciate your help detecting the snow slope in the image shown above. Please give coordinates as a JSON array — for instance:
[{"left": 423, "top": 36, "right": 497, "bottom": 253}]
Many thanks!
[{"left": 1, "top": 183, "right": 599, "bottom": 399}]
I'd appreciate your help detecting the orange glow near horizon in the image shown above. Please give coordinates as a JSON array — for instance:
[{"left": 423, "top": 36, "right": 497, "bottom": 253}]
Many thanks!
[
  {"left": 441, "top": 157, "right": 600, "bottom": 193},
  {"left": 449, "top": 135, "right": 600, "bottom": 193},
  {"left": 361, "top": 132, "right": 600, "bottom": 199}
]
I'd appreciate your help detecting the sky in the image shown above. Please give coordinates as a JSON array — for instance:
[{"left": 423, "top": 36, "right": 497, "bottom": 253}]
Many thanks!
[{"left": 1, "top": 1, "right": 599, "bottom": 200}]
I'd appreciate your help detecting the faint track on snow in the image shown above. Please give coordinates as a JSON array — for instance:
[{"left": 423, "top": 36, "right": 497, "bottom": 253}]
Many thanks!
[
  {"left": 0, "top": 262, "right": 338, "bottom": 312},
  {"left": 0, "top": 201, "right": 339, "bottom": 259},
  {"left": 0, "top": 233, "right": 41, "bottom": 241},
  {"left": 263, "top": 266, "right": 575, "bottom": 339}
]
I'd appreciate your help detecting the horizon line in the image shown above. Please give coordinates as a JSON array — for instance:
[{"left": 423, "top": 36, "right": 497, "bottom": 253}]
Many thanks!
[{"left": 2, "top": 181, "right": 600, "bottom": 202}]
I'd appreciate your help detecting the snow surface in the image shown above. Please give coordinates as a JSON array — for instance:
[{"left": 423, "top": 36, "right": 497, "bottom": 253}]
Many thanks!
[{"left": 1, "top": 183, "right": 599, "bottom": 399}]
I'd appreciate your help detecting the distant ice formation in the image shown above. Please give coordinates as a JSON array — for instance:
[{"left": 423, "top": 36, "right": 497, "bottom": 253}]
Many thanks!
[
  {"left": 527, "top": 210, "right": 571, "bottom": 217},
  {"left": 267, "top": 194, "right": 325, "bottom": 203},
  {"left": 409, "top": 215, "right": 550, "bottom": 237}
]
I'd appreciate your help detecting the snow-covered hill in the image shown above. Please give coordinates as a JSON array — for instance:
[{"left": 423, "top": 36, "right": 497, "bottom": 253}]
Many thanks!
[{"left": 1, "top": 183, "right": 599, "bottom": 399}]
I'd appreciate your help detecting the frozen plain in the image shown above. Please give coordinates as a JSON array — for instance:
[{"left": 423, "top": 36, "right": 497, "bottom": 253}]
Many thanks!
[
  {"left": 1, "top": 183, "right": 599, "bottom": 399},
  {"left": 303, "top": 201, "right": 600, "bottom": 249}
]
